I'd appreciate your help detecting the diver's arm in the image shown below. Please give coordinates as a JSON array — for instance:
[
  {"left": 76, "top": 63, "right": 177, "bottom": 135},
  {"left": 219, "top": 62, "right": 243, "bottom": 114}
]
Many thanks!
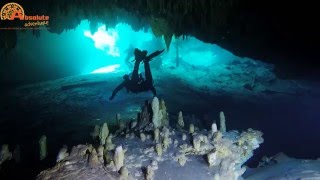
[
  {"left": 109, "top": 82, "right": 126, "bottom": 100},
  {"left": 146, "top": 49, "right": 165, "bottom": 60}
]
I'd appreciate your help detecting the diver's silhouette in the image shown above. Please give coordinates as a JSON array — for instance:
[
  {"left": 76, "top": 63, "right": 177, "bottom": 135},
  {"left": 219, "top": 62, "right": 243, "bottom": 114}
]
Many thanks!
[{"left": 109, "top": 48, "right": 165, "bottom": 100}]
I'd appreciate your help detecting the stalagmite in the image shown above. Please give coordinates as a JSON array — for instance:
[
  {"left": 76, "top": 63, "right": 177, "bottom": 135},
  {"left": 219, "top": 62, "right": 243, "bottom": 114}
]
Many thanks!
[
  {"left": 120, "top": 166, "right": 129, "bottom": 180},
  {"left": 117, "top": 113, "right": 126, "bottom": 131},
  {"left": 155, "top": 144, "right": 162, "bottom": 157},
  {"left": 220, "top": 112, "right": 226, "bottom": 133},
  {"left": 152, "top": 97, "right": 162, "bottom": 128},
  {"left": 182, "top": 133, "right": 187, "bottom": 141},
  {"left": 57, "top": 145, "right": 69, "bottom": 162},
  {"left": 0, "top": 144, "right": 12, "bottom": 165},
  {"left": 177, "top": 111, "right": 184, "bottom": 128},
  {"left": 97, "top": 145, "right": 104, "bottom": 163},
  {"left": 114, "top": 146, "right": 125, "bottom": 171},
  {"left": 146, "top": 165, "right": 154, "bottom": 180},
  {"left": 88, "top": 149, "right": 99, "bottom": 167},
  {"left": 140, "top": 133, "right": 146, "bottom": 142},
  {"left": 160, "top": 99, "right": 169, "bottom": 127},
  {"left": 189, "top": 124, "right": 195, "bottom": 134},
  {"left": 90, "top": 125, "right": 100, "bottom": 140},
  {"left": 39, "top": 135, "right": 47, "bottom": 160},
  {"left": 212, "top": 122, "right": 218, "bottom": 135},
  {"left": 99, "top": 123, "right": 109, "bottom": 145},
  {"left": 154, "top": 128, "right": 160, "bottom": 143}
]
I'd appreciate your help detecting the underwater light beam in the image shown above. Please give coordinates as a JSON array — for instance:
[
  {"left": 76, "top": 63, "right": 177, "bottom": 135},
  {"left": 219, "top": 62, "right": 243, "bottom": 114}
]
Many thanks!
[
  {"left": 91, "top": 64, "right": 121, "bottom": 74},
  {"left": 84, "top": 25, "right": 120, "bottom": 57}
]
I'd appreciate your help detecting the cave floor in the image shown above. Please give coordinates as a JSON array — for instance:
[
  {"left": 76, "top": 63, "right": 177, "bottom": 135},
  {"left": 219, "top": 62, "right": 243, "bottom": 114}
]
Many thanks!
[{"left": 1, "top": 64, "right": 320, "bottom": 179}]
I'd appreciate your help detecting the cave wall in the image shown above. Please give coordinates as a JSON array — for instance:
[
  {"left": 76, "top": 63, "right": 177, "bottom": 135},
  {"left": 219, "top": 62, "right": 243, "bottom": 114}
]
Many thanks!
[{"left": 0, "top": 26, "right": 106, "bottom": 84}]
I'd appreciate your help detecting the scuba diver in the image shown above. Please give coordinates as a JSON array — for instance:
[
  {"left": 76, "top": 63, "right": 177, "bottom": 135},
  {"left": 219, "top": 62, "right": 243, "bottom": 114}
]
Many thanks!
[{"left": 109, "top": 48, "right": 165, "bottom": 100}]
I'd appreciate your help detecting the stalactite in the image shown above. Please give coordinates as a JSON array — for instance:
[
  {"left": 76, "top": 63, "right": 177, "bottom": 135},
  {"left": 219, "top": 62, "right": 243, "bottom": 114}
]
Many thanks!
[
  {"left": 146, "top": 0, "right": 153, "bottom": 13},
  {"left": 90, "top": 21, "right": 98, "bottom": 34},
  {"left": 0, "top": 30, "right": 17, "bottom": 60},
  {"left": 0, "top": 0, "right": 242, "bottom": 57},
  {"left": 32, "top": 29, "right": 41, "bottom": 38},
  {"left": 175, "top": 37, "right": 180, "bottom": 67}
]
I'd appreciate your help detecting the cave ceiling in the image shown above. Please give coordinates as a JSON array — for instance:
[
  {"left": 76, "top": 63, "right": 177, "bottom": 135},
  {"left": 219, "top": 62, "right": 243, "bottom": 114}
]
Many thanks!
[{"left": 0, "top": 0, "right": 319, "bottom": 78}]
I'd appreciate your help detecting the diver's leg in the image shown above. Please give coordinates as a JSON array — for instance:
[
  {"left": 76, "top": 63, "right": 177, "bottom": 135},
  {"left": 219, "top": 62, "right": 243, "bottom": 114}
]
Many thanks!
[
  {"left": 144, "top": 61, "right": 153, "bottom": 84},
  {"left": 131, "top": 60, "right": 141, "bottom": 83},
  {"left": 150, "top": 85, "right": 157, "bottom": 96}
]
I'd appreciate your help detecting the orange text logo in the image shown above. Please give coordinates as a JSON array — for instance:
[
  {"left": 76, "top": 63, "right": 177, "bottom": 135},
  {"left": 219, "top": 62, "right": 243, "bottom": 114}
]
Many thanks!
[{"left": 0, "top": 2, "right": 49, "bottom": 29}]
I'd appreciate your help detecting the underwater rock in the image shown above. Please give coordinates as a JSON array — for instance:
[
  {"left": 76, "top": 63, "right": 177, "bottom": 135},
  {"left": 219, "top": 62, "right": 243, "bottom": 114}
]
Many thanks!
[
  {"left": 88, "top": 148, "right": 99, "bottom": 168},
  {"left": 173, "top": 139, "right": 179, "bottom": 148},
  {"left": 177, "top": 111, "right": 184, "bottom": 128},
  {"left": 245, "top": 153, "right": 320, "bottom": 179},
  {"left": 90, "top": 125, "right": 100, "bottom": 140},
  {"left": 130, "top": 121, "right": 138, "bottom": 129},
  {"left": 37, "top": 125, "right": 264, "bottom": 180},
  {"left": 215, "top": 158, "right": 246, "bottom": 180},
  {"left": 213, "top": 131, "right": 223, "bottom": 143},
  {"left": 105, "top": 134, "right": 115, "bottom": 151},
  {"left": 162, "top": 136, "right": 171, "bottom": 151},
  {"left": 119, "top": 166, "right": 129, "bottom": 180},
  {"left": 56, "top": 145, "right": 69, "bottom": 163},
  {"left": 69, "top": 145, "right": 89, "bottom": 158},
  {"left": 107, "top": 160, "right": 117, "bottom": 172},
  {"left": 37, "top": 144, "right": 119, "bottom": 180},
  {"left": 211, "top": 122, "right": 218, "bottom": 136},
  {"left": 237, "top": 129, "right": 264, "bottom": 163},
  {"left": 0, "top": 144, "right": 12, "bottom": 165},
  {"left": 238, "top": 128, "right": 264, "bottom": 148},
  {"left": 152, "top": 97, "right": 162, "bottom": 128},
  {"left": 145, "top": 165, "right": 155, "bottom": 180},
  {"left": 179, "top": 144, "right": 193, "bottom": 154},
  {"left": 160, "top": 99, "right": 169, "bottom": 127},
  {"left": 154, "top": 128, "right": 160, "bottom": 143},
  {"left": 39, "top": 135, "right": 47, "bottom": 161},
  {"left": 139, "top": 103, "right": 150, "bottom": 129},
  {"left": 189, "top": 123, "right": 195, "bottom": 134},
  {"left": 13, "top": 145, "right": 21, "bottom": 163},
  {"left": 192, "top": 134, "right": 207, "bottom": 152},
  {"left": 104, "top": 150, "right": 113, "bottom": 165},
  {"left": 140, "top": 132, "right": 146, "bottom": 142},
  {"left": 87, "top": 144, "right": 94, "bottom": 153},
  {"left": 151, "top": 160, "right": 158, "bottom": 170},
  {"left": 219, "top": 112, "right": 226, "bottom": 133},
  {"left": 182, "top": 133, "right": 187, "bottom": 141},
  {"left": 162, "top": 127, "right": 170, "bottom": 137},
  {"left": 97, "top": 145, "right": 104, "bottom": 163},
  {"left": 129, "top": 133, "right": 135, "bottom": 139},
  {"left": 114, "top": 146, "right": 125, "bottom": 171},
  {"left": 36, "top": 99, "right": 265, "bottom": 180},
  {"left": 99, "top": 123, "right": 109, "bottom": 145},
  {"left": 207, "top": 151, "right": 217, "bottom": 167},
  {"left": 143, "top": 147, "right": 154, "bottom": 155},
  {"left": 155, "top": 143, "right": 162, "bottom": 157},
  {"left": 177, "top": 153, "right": 188, "bottom": 166}
]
